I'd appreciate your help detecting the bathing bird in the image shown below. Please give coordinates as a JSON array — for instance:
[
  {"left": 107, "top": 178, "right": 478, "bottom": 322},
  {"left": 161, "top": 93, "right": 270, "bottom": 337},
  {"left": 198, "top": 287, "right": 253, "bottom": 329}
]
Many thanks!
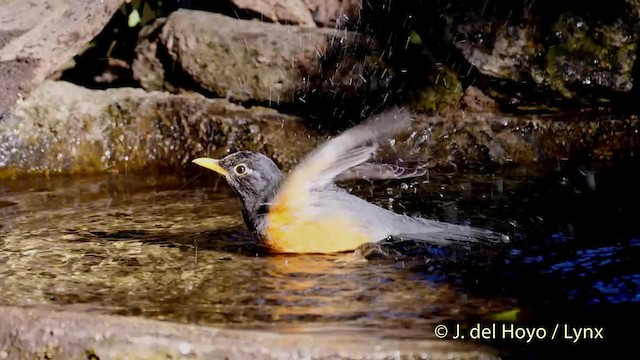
[{"left": 193, "top": 107, "right": 509, "bottom": 253}]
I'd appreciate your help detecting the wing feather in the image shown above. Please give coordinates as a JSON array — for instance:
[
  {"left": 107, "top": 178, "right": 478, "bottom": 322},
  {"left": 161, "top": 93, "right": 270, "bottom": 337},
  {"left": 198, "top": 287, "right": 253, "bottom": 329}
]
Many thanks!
[
  {"left": 335, "top": 162, "right": 428, "bottom": 182},
  {"left": 282, "top": 106, "right": 412, "bottom": 194}
]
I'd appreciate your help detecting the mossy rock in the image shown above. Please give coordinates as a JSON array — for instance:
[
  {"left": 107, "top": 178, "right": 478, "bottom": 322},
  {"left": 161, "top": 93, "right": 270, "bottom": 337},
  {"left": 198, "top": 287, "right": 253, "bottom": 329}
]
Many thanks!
[{"left": 411, "top": 66, "right": 463, "bottom": 114}]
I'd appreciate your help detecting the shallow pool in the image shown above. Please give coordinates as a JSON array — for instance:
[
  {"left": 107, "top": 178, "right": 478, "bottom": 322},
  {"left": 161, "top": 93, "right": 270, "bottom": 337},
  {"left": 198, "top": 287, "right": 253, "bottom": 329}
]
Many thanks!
[{"left": 1, "top": 160, "right": 638, "bottom": 357}]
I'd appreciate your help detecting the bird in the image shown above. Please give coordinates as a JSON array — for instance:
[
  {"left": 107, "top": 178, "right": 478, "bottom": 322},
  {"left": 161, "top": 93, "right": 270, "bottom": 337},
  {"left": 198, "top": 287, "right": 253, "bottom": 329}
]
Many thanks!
[{"left": 193, "top": 106, "right": 509, "bottom": 254}]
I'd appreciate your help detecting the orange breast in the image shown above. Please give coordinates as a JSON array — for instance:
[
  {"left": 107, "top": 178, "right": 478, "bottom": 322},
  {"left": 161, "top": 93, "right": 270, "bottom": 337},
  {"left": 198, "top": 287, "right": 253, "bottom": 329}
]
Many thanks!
[{"left": 265, "top": 207, "right": 373, "bottom": 253}]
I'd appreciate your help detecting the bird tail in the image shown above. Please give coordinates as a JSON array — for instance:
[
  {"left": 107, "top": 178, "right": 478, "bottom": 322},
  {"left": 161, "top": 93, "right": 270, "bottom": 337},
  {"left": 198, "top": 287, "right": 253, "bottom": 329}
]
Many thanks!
[{"left": 394, "top": 219, "right": 510, "bottom": 248}]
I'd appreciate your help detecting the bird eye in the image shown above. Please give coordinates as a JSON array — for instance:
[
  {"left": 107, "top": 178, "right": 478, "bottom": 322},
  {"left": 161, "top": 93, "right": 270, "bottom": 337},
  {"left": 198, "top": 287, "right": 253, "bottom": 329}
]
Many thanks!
[{"left": 234, "top": 164, "right": 247, "bottom": 176}]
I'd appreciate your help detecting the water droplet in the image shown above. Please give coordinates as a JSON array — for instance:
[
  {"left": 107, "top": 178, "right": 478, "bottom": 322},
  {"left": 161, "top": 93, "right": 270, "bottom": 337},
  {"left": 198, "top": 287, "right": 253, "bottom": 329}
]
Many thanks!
[{"left": 179, "top": 342, "right": 192, "bottom": 355}]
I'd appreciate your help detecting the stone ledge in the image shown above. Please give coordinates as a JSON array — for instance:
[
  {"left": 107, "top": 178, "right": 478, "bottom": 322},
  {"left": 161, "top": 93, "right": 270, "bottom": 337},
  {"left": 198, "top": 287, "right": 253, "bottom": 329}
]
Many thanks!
[
  {"left": 0, "top": 305, "right": 497, "bottom": 359},
  {"left": 2, "top": 81, "right": 639, "bottom": 179}
]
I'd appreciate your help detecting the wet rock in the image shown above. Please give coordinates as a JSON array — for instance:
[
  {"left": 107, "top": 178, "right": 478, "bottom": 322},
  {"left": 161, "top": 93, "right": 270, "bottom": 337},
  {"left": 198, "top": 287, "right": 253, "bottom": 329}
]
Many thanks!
[
  {"left": 543, "top": 15, "right": 636, "bottom": 97},
  {"left": 410, "top": 65, "right": 463, "bottom": 114},
  {"left": 409, "top": 112, "right": 640, "bottom": 169},
  {"left": 0, "top": 305, "right": 498, "bottom": 359},
  {"left": 368, "top": 0, "right": 640, "bottom": 109},
  {"left": 1, "top": 81, "right": 639, "bottom": 178},
  {"left": 454, "top": 22, "right": 538, "bottom": 82},
  {"left": 627, "top": 0, "right": 640, "bottom": 17},
  {"left": 447, "top": 1, "right": 638, "bottom": 105},
  {"left": 231, "top": 0, "right": 316, "bottom": 27},
  {"left": 0, "top": 80, "right": 320, "bottom": 179},
  {"left": 133, "top": 9, "right": 386, "bottom": 106},
  {"left": 302, "top": 0, "right": 362, "bottom": 27},
  {"left": 0, "top": 0, "right": 123, "bottom": 117},
  {"left": 462, "top": 86, "right": 499, "bottom": 113}
]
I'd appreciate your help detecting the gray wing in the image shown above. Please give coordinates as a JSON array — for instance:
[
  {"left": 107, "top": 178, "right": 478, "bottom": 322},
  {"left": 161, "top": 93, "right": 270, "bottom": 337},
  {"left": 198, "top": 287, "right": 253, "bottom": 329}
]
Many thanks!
[
  {"left": 335, "top": 162, "right": 428, "bottom": 182},
  {"left": 270, "top": 107, "right": 413, "bottom": 212},
  {"left": 282, "top": 106, "right": 412, "bottom": 193}
]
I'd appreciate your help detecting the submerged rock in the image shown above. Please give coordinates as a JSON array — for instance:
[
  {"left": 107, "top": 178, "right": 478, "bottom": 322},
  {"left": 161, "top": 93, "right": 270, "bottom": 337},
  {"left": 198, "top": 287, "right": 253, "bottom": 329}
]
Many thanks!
[
  {"left": 0, "top": 0, "right": 123, "bottom": 118},
  {"left": 0, "top": 81, "right": 320, "bottom": 179}
]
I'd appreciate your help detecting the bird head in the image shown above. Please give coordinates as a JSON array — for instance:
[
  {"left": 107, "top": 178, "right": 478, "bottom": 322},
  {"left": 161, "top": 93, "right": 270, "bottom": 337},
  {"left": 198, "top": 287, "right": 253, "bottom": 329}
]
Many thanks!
[{"left": 192, "top": 151, "right": 283, "bottom": 232}]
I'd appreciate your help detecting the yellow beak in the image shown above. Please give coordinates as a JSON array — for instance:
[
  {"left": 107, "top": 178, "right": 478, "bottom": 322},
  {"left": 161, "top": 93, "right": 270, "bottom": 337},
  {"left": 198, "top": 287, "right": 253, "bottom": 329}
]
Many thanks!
[{"left": 192, "top": 157, "right": 229, "bottom": 176}]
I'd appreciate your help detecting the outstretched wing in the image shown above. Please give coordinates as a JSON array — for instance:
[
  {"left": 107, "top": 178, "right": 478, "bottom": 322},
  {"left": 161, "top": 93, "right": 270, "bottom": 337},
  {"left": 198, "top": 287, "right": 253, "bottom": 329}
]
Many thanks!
[{"left": 281, "top": 106, "right": 412, "bottom": 195}]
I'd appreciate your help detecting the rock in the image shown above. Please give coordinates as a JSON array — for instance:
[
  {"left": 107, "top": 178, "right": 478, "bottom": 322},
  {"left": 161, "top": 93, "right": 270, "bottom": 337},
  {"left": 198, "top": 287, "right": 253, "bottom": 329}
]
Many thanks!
[
  {"left": 366, "top": 0, "right": 639, "bottom": 109},
  {"left": 302, "top": 0, "right": 362, "bottom": 27},
  {"left": 133, "top": 9, "right": 387, "bottom": 108},
  {"left": 455, "top": 24, "right": 537, "bottom": 82},
  {"left": 0, "top": 305, "right": 498, "bottom": 359},
  {"left": 626, "top": 0, "right": 640, "bottom": 19},
  {"left": 231, "top": 0, "right": 316, "bottom": 27},
  {"left": 410, "top": 65, "right": 463, "bottom": 114},
  {"left": 456, "top": 12, "right": 636, "bottom": 99},
  {"left": 1, "top": 81, "right": 639, "bottom": 178},
  {"left": 462, "top": 86, "right": 498, "bottom": 113},
  {"left": 408, "top": 112, "right": 640, "bottom": 169},
  {"left": 223, "top": 0, "right": 362, "bottom": 28},
  {"left": 0, "top": 0, "right": 123, "bottom": 117},
  {"left": 542, "top": 14, "right": 636, "bottom": 96},
  {"left": 442, "top": 1, "right": 638, "bottom": 105},
  {"left": 132, "top": 17, "right": 174, "bottom": 92},
  {"left": 0, "top": 80, "right": 320, "bottom": 178}
]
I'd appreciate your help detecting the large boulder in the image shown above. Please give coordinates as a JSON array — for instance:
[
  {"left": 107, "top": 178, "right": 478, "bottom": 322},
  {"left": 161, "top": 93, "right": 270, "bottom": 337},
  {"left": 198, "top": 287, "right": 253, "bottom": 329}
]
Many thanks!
[
  {"left": 132, "top": 9, "right": 387, "bottom": 107},
  {"left": 0, "top": 0, "right": 124, "bottom": 118}
]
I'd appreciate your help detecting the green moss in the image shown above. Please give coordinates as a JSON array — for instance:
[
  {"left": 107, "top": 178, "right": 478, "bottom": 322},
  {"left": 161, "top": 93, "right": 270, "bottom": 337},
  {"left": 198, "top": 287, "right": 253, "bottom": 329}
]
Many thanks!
[
  {"left": 544, "top": 15, "right": 636, "bottom": 99},
  {"left": 411, "top": 66, "right": 463, "bottom": 113},
  {"left": 36, "top": 344, "right": 61, "bottom": 359}
]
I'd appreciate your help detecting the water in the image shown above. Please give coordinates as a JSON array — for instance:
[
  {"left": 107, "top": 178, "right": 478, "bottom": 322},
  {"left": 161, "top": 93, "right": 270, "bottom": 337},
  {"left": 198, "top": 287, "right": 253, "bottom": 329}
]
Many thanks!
[{"left": 1, "top": 161, "right": 639, "bottom": 357}]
